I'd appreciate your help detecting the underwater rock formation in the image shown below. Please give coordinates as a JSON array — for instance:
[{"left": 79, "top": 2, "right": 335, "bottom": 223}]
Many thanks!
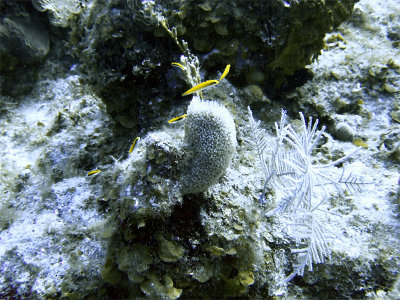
[
  {"left": 0, "top": 15, "right": 49, "bottom": 65},
  {"left": 0, "top": 1, "right": 50, "bottom": 96},
  {"left": 1, "top": 0, "right": 399, "bottom": 299},
  {"left": 32, "top": 0, "right": 83, "bottom": 28},
  {"left": 39, "top": 0, "right": 358, "bottom": 128}
]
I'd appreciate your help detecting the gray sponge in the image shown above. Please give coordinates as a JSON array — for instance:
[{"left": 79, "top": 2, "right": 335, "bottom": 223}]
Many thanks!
[{"left": 180, "top": 97, "right": 236, "bottom": 194}]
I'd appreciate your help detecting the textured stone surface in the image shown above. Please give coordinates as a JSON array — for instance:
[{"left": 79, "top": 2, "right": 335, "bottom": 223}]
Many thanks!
[
  {"left": 0, "top": 16, "right": 49, "bottom": 64},
  {"left": 0, "top": 0, "right": 399, "bottom": 299},
  {"left": 56, "top": 0, "right": 358, "bottom": 128},
  {"left": 0, "top": 1, "right": 50, "bottom": 96}
]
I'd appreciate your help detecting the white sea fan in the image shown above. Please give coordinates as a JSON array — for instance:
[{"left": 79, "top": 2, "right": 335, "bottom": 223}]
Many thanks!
[{"left": 248, "top": 107, "right": 364, "bottom": 283}]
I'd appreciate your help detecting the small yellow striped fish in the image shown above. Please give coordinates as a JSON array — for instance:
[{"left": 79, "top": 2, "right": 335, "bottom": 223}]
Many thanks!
[
  {"left": 87, "top": 169, "right": 101, "bottom": 176},
  {"left": 168, "top": 114, "right": 187, "bottom": 123},
  {"left": 182, "top": 80, "right": 219, "bottom": 96},
  {"left": 129, "top": 136, "right": 140, "bottom": 154},
  {"left": 171, "top": 62, "right": 185, "bottom": 70},
  {"left": 219, "top": 64, "right": 230, "bottom": 81}
]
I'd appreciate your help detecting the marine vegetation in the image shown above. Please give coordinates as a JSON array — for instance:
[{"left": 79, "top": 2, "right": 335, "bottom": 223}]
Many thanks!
[{"left": 248, "top": 107, "right": 369, "bottom": 283}]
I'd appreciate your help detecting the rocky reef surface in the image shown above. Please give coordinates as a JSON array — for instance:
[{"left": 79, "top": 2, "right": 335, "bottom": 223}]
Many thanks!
[{"left": 0, "top": 0, "right": 399, "bottom": 299}]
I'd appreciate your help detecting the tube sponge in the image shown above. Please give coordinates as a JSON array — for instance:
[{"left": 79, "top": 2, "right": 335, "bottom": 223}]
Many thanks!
[{"left": 180, "top": 97, "right": 236, "bottom": 194}]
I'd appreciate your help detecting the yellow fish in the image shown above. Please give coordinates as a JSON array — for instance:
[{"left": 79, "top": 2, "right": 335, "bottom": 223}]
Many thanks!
[
  {"left": 168, "top": 114, "right": 187, "bottom": 123},
  {"left": 87, "top": 170, "right": 101, "bottom": 176},
  {"left": 129, "top": 136, "right": 140, "bottom": 154},
  {"left": 182, "top": 80, "right": 219, "bottom": 96},
  {"left": 171, "top": 62, "right": 185, "bottom": 70},
  {"left": 181, "top": 65, "right": 230, "bottom": 96},
  {"left": 219, "top": 64, "right": 230, "bottom": 81}
]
